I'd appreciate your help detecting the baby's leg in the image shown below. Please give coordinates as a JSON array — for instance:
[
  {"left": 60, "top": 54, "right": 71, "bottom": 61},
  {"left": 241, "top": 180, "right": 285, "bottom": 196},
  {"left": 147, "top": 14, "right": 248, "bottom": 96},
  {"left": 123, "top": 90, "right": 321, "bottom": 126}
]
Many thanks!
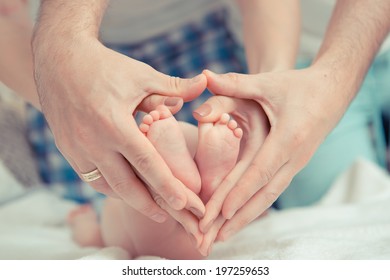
[
  {"left": 101, "top": 199, "right": 202, "bottom": 259},
  {"left": 195, "top": 113, "right": 243, "bottom": 203},
  {"left": 195, "top": 96, "right": 269, "bottom": 203},
  {"left": 139, "top": 105, "right": 201, "bottom": 193},
  {"left": 67, "top": 205, "right": 104, "bottom": 248}
]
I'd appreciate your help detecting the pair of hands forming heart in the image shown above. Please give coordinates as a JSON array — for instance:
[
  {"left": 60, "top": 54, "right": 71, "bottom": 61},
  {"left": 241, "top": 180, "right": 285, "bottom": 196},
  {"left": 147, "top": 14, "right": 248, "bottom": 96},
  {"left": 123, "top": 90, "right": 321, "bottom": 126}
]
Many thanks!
[
  {"left": 32, "top": 22, "right": 350, "bottom": 256},
  {"left": 152, "top": 72, "right": 269, "bottom": 255},
  {"left": 153, "top": 66, "right": 351, "bottom": 256}
]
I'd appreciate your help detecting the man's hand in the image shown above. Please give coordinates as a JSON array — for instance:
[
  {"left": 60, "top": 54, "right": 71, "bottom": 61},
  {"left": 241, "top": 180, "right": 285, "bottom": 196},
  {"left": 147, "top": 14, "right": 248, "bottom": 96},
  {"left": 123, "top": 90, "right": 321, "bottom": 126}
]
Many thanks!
[
  {"left": 32, "top": 0, "right": 208, "bottom": 230},
  {"left": 33, "top": 35, "right": 207, "bottom": 224}
]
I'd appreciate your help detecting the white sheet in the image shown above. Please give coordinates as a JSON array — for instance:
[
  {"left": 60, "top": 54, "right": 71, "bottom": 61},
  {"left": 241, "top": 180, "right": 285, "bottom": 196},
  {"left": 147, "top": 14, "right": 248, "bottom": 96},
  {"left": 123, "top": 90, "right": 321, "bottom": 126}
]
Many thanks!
[{"left": 0, "top": 158, "right": 389, "bottom": 260}]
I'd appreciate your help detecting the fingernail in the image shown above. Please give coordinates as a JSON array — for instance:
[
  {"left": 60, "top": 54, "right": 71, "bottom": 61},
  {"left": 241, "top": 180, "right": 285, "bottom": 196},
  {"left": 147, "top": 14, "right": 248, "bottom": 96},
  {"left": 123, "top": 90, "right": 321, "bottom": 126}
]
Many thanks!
[
  {"left": 191, "top": 74, "right": 202, "bottom": 84},
  {"left": 202, "top": 219, "right": 215, "bottom": 233},
  {"left": 169, "top": 196, "right": 185, "bottom": 210},
  {"left": 164, "top": 97, "right": 181, "bottom": 107},
  {"left": 225, "top": 209, "right": 236, "bottom": 220},
  {"left": 190, "top": 207, "right": 204, "bottom": 219},
  {"left": 193, "top": 104, "right": 211, "bottom": 117},
  {"left": 151, "top": 213, "right": 167, "bottom": 223}
]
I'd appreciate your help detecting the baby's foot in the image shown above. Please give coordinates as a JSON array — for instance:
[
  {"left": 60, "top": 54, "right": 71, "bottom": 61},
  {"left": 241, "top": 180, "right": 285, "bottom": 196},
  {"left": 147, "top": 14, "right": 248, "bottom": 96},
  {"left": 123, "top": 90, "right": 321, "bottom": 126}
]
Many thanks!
[
  {"left": 67, "top": 204, "right": 103, "bottom": 247},
  {"left": 139, "top": 105, "right": 201, "bottom": 193},
  {"left": 195, "top": 113, "right": 242, "bottom": 203}
]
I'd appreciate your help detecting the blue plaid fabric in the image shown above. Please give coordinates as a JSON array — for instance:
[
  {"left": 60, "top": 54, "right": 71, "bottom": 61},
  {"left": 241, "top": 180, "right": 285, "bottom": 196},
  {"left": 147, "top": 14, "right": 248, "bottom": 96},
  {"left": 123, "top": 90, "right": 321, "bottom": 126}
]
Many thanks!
[{"left": 26, "top": 8, "right": 245, "bottom": 202}]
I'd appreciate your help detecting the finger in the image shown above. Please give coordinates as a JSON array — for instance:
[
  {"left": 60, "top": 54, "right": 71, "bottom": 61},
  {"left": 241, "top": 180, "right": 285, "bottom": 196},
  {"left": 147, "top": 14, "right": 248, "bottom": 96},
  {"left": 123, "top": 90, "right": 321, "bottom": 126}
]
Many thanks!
[
  {"left": 97, "top": 153, "right": 169, "bottom": 223},
  {"left": 154, "top": 195, "right": 203, "bottom": 248},
  {"left": 65, "top": 155, "right": 118, "bottom": 198},
  {"left": 183, "top": 187, "right": 205, "bottom": 219},
  {"left": 218, "top": 163, "right": 295, "bottom": 241},
  {"left": 222, "top": 131, "right": 290, "bottom": 219},
  {"left": 87, "top": 176, "right": 117, "bottom": 198},
  {"left": 198, "top": 215, "right": 225, "bottom": 256},
  {"left": 204, "top": 69, "right": 275, "bottom": 101},
  {"left": 150, "top": 72, "right": 207, "bottom": 102},
  {"left": 138, "top": 95, "right": 184, "bottom": 115},
  {"left": 199, "top": 160, "right": 249, "bottom": 233},
  {"left": 193, "top": 95, "right": 238, "bottom": 122},
  {"left": 119, "top": 119, "right": 190, "bottom": 211}
]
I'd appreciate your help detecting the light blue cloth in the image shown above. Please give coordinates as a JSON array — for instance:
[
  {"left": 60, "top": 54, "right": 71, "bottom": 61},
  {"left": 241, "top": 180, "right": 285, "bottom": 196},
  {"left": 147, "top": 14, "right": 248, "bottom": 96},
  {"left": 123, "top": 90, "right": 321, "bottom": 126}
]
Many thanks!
[{"left": 276, "top": 53, "right": 390, "bottom": 208}]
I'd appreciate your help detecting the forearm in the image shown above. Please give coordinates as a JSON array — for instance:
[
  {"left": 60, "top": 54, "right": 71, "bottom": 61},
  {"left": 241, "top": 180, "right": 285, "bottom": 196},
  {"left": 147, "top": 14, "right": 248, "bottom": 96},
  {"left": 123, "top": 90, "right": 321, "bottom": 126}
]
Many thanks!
[
  {"left": 0, "top": 16, "right": 40, "bottom": 109},
  {"left": 32, "top": 0, "right": 109, "bottom": 108},
  {"left": 313, "top": 0, "right": 390, "bottom": 104},
  {"left": 33, "top": 0, "right": 108, "bottom": 43},
  {"left": 236, "top": 0, "right": 300, "bottom": 73}
]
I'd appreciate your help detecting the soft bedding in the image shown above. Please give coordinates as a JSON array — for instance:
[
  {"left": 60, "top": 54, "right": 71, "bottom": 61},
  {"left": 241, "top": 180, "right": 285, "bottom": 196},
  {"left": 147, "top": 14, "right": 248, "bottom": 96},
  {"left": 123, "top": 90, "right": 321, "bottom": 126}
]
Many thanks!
[{"left": 0, "top": 159, "right": 389, "bottom": 260}]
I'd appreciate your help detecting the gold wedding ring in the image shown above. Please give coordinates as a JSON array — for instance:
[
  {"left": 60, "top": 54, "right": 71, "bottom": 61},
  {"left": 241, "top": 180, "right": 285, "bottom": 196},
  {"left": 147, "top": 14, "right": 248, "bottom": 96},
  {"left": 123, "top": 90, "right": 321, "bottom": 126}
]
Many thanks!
[{"left": 80, "top": 168, "right": 102, "bottom": 182}]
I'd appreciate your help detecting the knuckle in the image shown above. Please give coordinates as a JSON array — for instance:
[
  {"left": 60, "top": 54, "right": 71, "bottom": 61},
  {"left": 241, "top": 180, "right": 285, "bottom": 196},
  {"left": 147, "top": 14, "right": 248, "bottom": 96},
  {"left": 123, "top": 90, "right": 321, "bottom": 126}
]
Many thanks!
[
  {"left": 250, "top": 162, "right": 273, "bottom": 185},
  {"left": 169, "top": 76, "right": 181, "bottom": 93},
  {"left": 133, "top": 152, "right": 154, "bottom": 174},
  {"left": 225, "top": 72, "right": 239, "bottom": 83},
  {"left": 90, "top": 180, "right": 110, "bottom": 194},
  {"left": 110, "top": 178, "right": 129, "bottom": 195}
]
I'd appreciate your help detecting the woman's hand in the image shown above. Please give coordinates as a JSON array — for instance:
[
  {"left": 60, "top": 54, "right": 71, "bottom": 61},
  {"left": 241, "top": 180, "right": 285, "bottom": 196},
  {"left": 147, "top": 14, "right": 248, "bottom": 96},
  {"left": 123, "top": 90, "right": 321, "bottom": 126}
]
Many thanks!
[{"left": 196, "top": 67, "right": 350, "bottom": 242}]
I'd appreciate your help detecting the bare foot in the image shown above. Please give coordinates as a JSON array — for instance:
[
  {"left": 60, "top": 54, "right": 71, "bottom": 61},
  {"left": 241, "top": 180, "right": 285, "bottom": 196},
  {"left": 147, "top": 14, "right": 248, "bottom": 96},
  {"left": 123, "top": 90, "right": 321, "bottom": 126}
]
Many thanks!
[
  {"left": 195, "top": 113, "right": 242, "bottom": 203},
  {"left": 67, "top": 204, "right": 104, "bottom": 247},
  {"left": 139, "top": 105, "right": 201, "bottom": 193}
]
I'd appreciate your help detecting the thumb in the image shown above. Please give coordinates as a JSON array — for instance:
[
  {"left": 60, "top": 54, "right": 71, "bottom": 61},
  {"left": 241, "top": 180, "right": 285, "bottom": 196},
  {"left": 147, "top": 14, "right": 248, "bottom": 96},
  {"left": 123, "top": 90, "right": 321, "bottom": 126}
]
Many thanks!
[
  {"left": 152, "top": 72, "right": 207, "bottom": 102},
  {"left": 138, "top": 95, "right": 184, "bottom": 114},
  {"left": 193, "top": 95, "right": 238, "bottom": 123},
  {"left": 204, "top": 70, "right": 266, "bottom": 100}
]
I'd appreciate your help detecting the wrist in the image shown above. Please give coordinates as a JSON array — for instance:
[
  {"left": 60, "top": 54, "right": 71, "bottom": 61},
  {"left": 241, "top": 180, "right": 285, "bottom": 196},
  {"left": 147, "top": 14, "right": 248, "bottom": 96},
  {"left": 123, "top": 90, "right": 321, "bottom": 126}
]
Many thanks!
[
  {"left": 250, "top": 60, "right": 296, "bottom": 74},
  {"left": 308, "top": 61, "right": 356, "bottom": 110},
  {"left": 32, "top": 0, "right": 107, "bottom": 57}
]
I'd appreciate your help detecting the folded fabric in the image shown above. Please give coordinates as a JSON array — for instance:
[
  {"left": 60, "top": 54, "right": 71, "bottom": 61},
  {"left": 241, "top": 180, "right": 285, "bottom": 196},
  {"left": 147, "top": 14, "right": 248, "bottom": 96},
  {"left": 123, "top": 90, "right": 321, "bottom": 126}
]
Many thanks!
[{"left": 0, "top": 158, "right": 389, "bottom": 260}]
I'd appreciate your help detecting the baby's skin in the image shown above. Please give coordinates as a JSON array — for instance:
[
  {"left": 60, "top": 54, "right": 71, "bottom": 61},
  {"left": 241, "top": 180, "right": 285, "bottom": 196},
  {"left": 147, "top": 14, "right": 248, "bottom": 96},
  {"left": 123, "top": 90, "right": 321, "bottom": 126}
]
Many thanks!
[{"left": 68, "top": 97, "right": 268, "bottom": 259}]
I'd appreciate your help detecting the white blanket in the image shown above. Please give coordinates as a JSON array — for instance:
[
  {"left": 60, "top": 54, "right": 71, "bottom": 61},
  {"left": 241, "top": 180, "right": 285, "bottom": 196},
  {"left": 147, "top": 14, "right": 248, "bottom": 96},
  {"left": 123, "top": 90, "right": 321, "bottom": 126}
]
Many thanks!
[{"left": 1, "top": 158, "right": 390, "bottom": 260}]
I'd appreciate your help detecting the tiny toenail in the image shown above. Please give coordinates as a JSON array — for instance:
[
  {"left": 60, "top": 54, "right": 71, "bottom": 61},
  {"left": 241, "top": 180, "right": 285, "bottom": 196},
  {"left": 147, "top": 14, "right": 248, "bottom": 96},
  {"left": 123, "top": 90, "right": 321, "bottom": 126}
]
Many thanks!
[
  {"left": 164, "top": 97, "right": 181, "bottom": 107},
  {"left": 193, "top": 104, "right": 211, "bottom": 117}
]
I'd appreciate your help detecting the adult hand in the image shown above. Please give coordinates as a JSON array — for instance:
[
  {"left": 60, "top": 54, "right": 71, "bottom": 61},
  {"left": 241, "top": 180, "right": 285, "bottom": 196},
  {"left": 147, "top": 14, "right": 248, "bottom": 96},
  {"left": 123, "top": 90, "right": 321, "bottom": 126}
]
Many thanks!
[
  {"left": 196, "top": 68, "right": 350, "bottom": 241},
  {"left": 32, "top": 36, "right": 207, "bottom": 224}
]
